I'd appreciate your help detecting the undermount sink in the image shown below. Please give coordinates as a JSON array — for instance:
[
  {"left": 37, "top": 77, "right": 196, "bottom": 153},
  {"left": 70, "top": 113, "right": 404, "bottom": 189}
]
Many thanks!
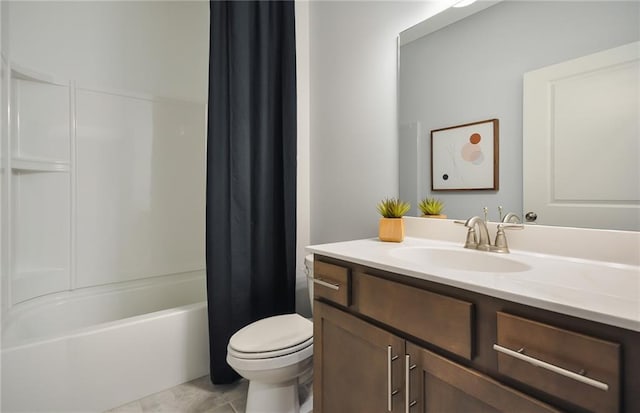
[{"left": 389, "top": 246, "right": 531, "bottom": 273}]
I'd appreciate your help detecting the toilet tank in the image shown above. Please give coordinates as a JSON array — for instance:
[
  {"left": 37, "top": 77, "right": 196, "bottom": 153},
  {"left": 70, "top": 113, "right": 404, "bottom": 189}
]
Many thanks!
[{"left": 305, "top": 254, "right": 314, "bottom": 314}]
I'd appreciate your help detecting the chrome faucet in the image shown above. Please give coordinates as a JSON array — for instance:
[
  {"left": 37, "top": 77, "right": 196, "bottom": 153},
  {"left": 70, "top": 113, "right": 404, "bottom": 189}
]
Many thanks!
[
  {"left": 462, "top": 216, "right": 491, "bottom": 251},
  {"left": 456, "top": 215, "right": 524, "bottom": 253}
]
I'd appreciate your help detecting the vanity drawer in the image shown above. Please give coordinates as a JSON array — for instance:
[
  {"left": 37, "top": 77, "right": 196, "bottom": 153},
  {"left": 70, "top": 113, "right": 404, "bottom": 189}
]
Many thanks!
[
  {"left": 354, "top": 272, "right": 473, "bottom": 359},
  {"left": 313, "top": 260, "right": 351, "bottom": 307},
  {"left": 496, "top": 312, "right": 620, "bottom": 413}
]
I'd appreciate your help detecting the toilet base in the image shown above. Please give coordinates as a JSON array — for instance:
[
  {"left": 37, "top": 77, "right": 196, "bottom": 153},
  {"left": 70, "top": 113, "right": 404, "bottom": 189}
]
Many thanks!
[
  {"left": 300, "top": 393, "right": 313, "bottom": 413},
  {"left": 246, "top": 379, "right": 305, "bottom": 413}
]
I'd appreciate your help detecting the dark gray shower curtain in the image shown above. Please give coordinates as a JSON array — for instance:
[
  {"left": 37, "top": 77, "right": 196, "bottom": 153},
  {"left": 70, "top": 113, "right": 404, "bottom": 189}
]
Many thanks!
[{"left": 206, "top": 0, "right": 297, "bottom": 384}]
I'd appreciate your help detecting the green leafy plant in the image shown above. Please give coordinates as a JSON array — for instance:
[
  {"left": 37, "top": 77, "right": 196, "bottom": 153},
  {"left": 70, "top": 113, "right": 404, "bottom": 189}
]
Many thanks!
[
  {"left": 418, "top": 197, "right": 444, "bottom": 215},
  {"left": 377, "top": 197, "right": 411, "bottom": 218}
]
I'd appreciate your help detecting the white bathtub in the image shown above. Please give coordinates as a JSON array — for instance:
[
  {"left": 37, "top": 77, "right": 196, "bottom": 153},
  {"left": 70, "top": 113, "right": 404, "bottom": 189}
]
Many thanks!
[{"left": 1, "top": 271, "right": 210, "bottom": 413}]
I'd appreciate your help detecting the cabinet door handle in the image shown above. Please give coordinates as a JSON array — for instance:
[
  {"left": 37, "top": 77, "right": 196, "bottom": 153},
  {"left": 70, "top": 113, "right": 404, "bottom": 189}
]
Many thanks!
[
  {"left": 387, "top": 346, "right": 393, "bottom": 411},
  {"left": 387, "top": 346, "right": 399, "bottom": 411},
  {"left": 405, "top": 355, "right": 417, "bottom": 412},
  {"left": 493, "top": 344, "right": 609, "bottom": 391},
  {"left": 313, "top": 278, "right": 340, "bottom": 290}
]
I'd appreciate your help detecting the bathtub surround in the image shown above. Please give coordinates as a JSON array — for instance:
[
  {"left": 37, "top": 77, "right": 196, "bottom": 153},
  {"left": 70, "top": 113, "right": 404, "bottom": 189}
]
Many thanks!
[
  {"left": 1, "top": 1, "right": 209, "bottom": 411},
  {"left": 206, "top": 0, "right": 298, "bottom": 384},
  {"left": 1, "top": 0, "right": 208, "bottom": 314}
]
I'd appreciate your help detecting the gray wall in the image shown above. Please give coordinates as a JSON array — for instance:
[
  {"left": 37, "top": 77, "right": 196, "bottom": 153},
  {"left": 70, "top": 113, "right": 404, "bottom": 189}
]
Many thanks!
[
  {"left": 308, "top": 1, "right": 441, "bottom": 244},
  {"left": 399, "top": 1, "right": 640, "bottom": 222}
]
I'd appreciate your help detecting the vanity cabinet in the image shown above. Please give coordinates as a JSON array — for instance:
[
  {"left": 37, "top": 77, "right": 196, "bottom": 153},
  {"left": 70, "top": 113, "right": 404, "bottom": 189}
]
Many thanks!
[
  {"left": 313, "top": 255, "right": 639, "bottom": 413},
  {"left": 406, "top": 342, "right": 561, "bottom": 413},
  {"left": 354, "top": 272, "right": 473, "bottom": 360},
  {"left": 495, "top": 312, "right": 620, "bottom": 413},
  {"left": 314, "top": 301, "right": 405, "bottom": 412}
]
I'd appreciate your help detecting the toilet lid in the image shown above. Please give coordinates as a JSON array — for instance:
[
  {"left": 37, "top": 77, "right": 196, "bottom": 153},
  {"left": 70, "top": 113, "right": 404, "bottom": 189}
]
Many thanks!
[{"left": 228, "top": 313, "right": 313, "bottom": 354}]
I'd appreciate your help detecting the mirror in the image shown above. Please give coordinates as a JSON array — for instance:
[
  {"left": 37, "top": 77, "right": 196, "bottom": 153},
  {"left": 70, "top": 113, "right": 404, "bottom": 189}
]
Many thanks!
[{"left": 398, "top": 0, "right": 640, "bottom": 230}]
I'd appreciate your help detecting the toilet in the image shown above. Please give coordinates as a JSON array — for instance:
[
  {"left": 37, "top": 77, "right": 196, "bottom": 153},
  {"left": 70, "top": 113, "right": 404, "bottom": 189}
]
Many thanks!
[{"left": 226, "top": 255, "right": 315, "bottom": 413}]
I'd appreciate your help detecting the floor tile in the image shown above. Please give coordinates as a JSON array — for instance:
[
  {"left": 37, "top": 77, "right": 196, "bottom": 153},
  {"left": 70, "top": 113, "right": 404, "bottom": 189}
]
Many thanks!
[
  {"left": 105, "top": 376, "right": 247, "bottom": 413},
  {"left": 105, "top": 400, "right": 144, "bottom": 413}
]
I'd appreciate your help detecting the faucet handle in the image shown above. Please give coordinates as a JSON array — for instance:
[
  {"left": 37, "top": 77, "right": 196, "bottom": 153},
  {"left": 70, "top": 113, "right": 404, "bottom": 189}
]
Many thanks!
[
  {"left": 453, "top": 219, "right": 478, "bottom": 249},
  {"left": 502, "top": 212, "right": 522, "bottom": 224},
  {"left": 493, "top": 225, "right": 510, "bottom": 253},
  {"left": 492, "top": 223, "right": 524, "bottom": 253},
  {"left": 464, "top": 228, "right": 478, "bottom": 249}
]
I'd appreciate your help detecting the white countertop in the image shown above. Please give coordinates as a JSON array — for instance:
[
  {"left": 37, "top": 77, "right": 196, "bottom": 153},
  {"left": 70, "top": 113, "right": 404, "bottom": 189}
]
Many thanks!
[{"left": 307, "top": 236, "right": 640, "bottom": 332}]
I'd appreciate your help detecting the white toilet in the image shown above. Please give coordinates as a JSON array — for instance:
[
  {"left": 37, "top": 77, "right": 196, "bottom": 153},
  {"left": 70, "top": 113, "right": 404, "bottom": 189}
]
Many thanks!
[{"left": 226, "top": 255, "right": 315, "bottom": 413}]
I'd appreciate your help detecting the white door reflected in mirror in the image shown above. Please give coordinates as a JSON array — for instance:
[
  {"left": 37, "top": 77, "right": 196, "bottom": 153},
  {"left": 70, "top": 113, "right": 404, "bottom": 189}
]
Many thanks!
[{"left": 523, "top": 41, "right": 640, "bottom": 231}]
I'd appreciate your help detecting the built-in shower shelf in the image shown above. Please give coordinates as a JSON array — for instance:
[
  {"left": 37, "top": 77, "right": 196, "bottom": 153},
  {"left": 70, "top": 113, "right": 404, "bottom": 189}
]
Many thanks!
[
  {"left": 11, "top": 63, "right": 66, "bottom": 86},
  {"left": 11, "top": 157, "right": 70, "bottom": 173}
]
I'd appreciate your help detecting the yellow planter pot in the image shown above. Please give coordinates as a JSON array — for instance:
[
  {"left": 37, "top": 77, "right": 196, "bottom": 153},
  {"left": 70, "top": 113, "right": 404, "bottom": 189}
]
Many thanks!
[
  {"left": 379, "top": 217, "right": 405, "bottom": 242},
  {"left": 421, "top": 214, "right": 447, "bottom": 219}
]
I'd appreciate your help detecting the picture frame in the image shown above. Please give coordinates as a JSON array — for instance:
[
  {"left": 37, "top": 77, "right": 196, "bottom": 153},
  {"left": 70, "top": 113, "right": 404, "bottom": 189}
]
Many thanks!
[{"left": 431, "top": 119, "right": 499, "bottom": 191}]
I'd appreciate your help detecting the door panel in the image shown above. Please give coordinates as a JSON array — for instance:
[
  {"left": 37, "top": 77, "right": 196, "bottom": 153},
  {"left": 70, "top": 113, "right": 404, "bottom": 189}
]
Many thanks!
[
  {"left": 314, "top": 301, "right": 405, "bottom": 413},
  {"left": 523, "top": 41, "right": 640, "bottom": 231}
]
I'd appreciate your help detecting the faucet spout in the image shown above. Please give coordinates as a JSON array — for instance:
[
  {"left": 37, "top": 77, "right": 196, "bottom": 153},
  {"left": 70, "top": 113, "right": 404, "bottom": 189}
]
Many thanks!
[{"left": 464, "top": 216, "right": 491, "bottom": 251}]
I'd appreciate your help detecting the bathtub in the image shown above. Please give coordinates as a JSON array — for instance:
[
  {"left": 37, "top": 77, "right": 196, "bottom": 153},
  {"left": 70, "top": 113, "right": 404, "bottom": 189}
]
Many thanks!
[{"left": 1, "top": 270, "right": 210, "bottom": 412}]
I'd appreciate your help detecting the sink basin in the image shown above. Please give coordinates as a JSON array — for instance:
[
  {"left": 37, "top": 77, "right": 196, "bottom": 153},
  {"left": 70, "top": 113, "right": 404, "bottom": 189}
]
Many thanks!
[{"left": 389, "top": 247, "right": 531, "bottom": 273}]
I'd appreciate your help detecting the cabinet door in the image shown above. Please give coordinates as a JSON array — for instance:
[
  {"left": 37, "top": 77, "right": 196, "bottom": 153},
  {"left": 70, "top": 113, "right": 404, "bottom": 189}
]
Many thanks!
[
  {"left": 406, "top": 342, "right": 563, "bottom": 413},
  {"left": 314, "top": 300, "right": 405, "bottom": 413}
]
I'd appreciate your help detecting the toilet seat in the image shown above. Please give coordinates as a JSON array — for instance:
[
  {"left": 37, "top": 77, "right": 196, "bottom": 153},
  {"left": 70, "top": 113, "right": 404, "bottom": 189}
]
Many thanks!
[
  {"left": 227, "top": 313, "right": 313, "bottom": 360},
  {"left": 228, "top": 336, "right": 313, "bottom": 359},
  {"left": 227, "top": 340, "right": 313, "bottom": 372}
]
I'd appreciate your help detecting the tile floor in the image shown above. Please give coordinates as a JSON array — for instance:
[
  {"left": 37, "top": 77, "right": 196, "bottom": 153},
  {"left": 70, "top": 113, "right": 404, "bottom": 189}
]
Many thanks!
[{"left": 105, "top": 376, "right": 248, "bottom": 413}]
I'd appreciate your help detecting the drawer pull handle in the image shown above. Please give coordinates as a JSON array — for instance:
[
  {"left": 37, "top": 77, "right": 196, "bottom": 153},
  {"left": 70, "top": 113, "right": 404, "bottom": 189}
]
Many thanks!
[
  {"left": 493, "top": 344, "right": 609, "bottom": 391},
  {"left": 313, "top": 278, "right": 340, "bottom": 290}
]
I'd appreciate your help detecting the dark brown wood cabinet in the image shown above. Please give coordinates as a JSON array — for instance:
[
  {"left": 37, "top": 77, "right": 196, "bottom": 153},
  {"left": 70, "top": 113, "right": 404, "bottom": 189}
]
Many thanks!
[
  {"left": 313, "top": 255, "right": 639, "bottom": 413},
  {"left": 314, "top": 301, "right": 405, "bottom": 412},
  {"left": 406, "top": 342, "right": 561, "bottom": 413},
  {"left": 496, "top": 312, "right": 620, "bottom": 413},
  {"left": 314, "top": 279, "right": 559, "bottom": 413},
  {"left": 354, "top": 272, "right": 473, "bottom": 360}
]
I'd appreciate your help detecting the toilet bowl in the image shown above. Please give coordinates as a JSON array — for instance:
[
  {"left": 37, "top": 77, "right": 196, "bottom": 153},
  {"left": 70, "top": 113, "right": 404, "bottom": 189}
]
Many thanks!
[{"left": 226, "top": 255, "right": 315, "bottom": 413}]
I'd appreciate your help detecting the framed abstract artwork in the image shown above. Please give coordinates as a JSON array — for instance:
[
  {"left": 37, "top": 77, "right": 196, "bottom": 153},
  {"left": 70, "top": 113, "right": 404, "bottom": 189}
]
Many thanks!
[{"left": 431, "top": 119, "right": 499, "bottom": 191}]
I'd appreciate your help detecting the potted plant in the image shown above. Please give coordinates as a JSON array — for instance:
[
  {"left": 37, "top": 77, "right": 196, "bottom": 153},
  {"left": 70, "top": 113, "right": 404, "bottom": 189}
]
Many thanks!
[
  {"left": 418, "top": 197, "right": 447, "bottom": 219},
  {"left": 376, "top": 197, "right": 411, "bottom": 242}
]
